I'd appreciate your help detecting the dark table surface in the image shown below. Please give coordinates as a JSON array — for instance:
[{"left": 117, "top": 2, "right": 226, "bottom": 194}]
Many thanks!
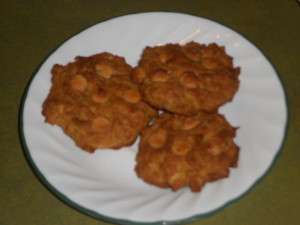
[{"left": 1, "top": 1, "right": 299, "bottom": 225}]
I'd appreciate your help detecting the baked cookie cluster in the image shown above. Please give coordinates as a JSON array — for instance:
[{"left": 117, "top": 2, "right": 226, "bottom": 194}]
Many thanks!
[
  {"left": 133, "top": 42, "right": 240, "bottom": 192},
  {"left": 42, "top": 41, "right": 240, "bottom": 192}
]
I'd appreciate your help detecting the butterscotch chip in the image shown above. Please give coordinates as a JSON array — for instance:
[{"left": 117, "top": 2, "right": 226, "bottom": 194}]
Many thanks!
[
  {"left": 91, "top": 117, "right": 111, "bottom": 132},
  {"left": 123, "top": 89, "right": 141, "bottom": 103},
  {"left": 180, "top": 71, "right": 200, "bottom": 88},
  {"left": 133, "top": 41, "right": 240, "bottom": 115},
  {"left": 148, "top": 130, "right": 168, "bottom": 148},
  {"left": 42, "top": 52, "right": 157, "bottom": 152},
  {"left": 70, "top": 74, "right": 87, "bottom": 91},
  {"left": 95, "top": 63, "right": 114, "bottom": 79},
  {"left": 182, "top": 117, "right": 200, "bottom": 130},
  {"left": 135, "top": 112, "right": 239, "bottom": 192},
  {"left": 171, "top": 140, "right": 192, "bottom": 156},
  {"left": 201, "top": 58, "right": 219, "bottom": 69},
  {"left": 150, "top": 69, "right": 169, "bottom": 82},
  {"left": 159, "top": 51, "right": 174, "bottom": 63},
  {"left": 203, "top": 141, "right": 222, "bottom": 156}
]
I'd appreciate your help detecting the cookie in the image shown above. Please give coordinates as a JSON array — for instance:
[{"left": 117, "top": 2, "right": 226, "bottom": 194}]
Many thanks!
[
  {"left": 131, "top": 42, "right": 240, "bottom": 115},
  {"left": 42, "top": 53, "right": 157, "bottom": 152},
  {"left": 135, "top": 112, "right": 239, "bottom": 192}
]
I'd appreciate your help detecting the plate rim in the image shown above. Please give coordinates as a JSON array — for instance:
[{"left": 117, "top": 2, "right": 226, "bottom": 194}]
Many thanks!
[{"left": 19, "top": 11, "right": 289, "bottom": 225}]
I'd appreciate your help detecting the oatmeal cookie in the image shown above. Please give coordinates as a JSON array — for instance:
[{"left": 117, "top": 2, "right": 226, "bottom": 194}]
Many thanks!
[
  {"left": 42, "top": 53, "right": 157, "bottom": 152},
  {"left": 135, "top": 112, "right": 239, "bottom": 192},
  {"left": 132, "top": 42, "right": 240, "bottom": 115}
]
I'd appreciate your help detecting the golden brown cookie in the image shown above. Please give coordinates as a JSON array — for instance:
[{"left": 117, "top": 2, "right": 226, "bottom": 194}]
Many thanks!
[
  {"left": 132, "top": 42, "right": 240, "bottom": 115},
  {"left": 42, "top": 53, "right": 157, "bottom": 153},
  {"left": 135, "top": 112, "right": 239, "bottom": 192}
]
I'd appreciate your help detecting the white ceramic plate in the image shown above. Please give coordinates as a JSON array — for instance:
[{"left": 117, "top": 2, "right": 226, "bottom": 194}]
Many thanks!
[{"left": 20, "top": 12, "right": 288, "bottom": 224}]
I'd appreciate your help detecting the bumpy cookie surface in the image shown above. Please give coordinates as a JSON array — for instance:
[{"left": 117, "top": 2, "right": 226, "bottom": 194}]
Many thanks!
[
  {"left": 42, "top": 53, "right": 157, "bottom": 152},
  {"left": 132, "top": 42, "right": 240, "bottom": 115},
  {"left": 135, "top": 112, "right": 239, "bottom": 192}
]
